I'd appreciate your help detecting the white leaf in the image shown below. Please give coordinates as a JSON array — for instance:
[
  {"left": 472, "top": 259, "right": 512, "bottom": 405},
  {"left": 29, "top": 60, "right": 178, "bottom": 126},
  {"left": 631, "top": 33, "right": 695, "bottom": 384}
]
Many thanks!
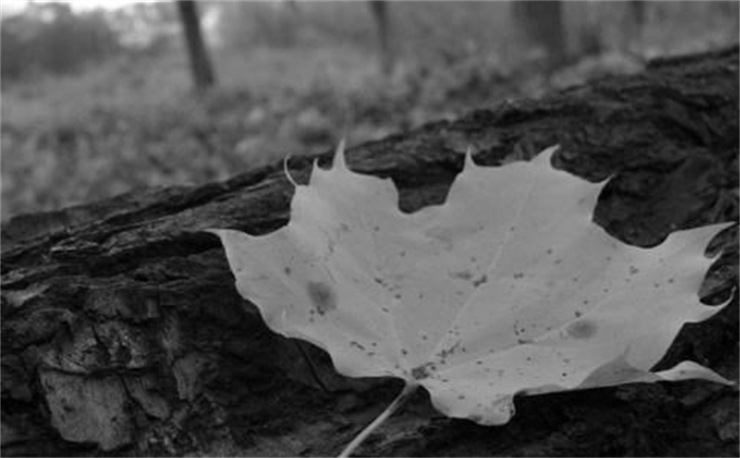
[{"left": 212, "top": 143, "right": 733, "bottom": 429}]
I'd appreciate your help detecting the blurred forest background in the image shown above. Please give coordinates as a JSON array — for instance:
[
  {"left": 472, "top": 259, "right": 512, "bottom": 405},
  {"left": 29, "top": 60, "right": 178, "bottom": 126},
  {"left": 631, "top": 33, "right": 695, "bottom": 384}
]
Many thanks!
[{"left": 2, "top": 0, "right": 738, "bottom": 222}]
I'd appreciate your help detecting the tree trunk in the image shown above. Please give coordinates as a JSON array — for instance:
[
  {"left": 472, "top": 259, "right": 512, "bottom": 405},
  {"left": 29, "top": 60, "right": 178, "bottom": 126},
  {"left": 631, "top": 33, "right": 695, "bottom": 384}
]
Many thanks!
[
  {"left": 368, "top": 0, "right": 394, "bottom": 76},
  {"left": 512, "top": 0, "right": 567, "bottom": 69},
  {"left": 2, "top": 46, "right": 738, "bottom": 457},
  {"left": 177, "top": 0, "right": 216, "bottom": 91},
  {"left": 630, "top": 0, "right": 647, "bottom": 29},
  {"left": 625, "top": 1, "right": 647, "bottom": 54}
]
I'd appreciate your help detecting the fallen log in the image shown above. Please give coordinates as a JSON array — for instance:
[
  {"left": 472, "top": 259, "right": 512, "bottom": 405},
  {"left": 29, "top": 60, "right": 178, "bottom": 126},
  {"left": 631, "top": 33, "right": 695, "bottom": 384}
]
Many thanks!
[{"left": 2, "top": 45, "right": 738, "bottom": 457}]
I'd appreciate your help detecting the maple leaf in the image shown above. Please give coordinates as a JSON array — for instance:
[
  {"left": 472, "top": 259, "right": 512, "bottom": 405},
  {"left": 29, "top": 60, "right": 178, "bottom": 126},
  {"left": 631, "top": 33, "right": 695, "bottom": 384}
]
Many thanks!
[{"left": 212, "top": 143, "right": 733, "bottom": 456}]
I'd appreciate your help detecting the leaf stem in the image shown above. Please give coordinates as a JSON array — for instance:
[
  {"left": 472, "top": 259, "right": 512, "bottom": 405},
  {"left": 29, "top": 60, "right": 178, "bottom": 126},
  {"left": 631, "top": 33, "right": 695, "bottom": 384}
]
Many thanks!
[{"left": 338, "top": 382, "right": 419, "bottom": 458}]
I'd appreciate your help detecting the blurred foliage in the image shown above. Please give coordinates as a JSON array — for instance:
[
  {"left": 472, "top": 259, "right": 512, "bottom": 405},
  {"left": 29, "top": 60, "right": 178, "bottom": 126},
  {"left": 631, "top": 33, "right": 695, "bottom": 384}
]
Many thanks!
[
  {"left": 216, "top": 2, "right": 517, "bottom": 63},
  {"left": 0, "top": 47, "right": 522, "bottom": 220},
  {"left": 105, "top": 2, "right": 180, "bottom": 53},
  {"left": 1, "top": 1, "right": 738, "bottom": 221},
  {"left": 1, "top": 3, "right": 123, "bottom": 80}
]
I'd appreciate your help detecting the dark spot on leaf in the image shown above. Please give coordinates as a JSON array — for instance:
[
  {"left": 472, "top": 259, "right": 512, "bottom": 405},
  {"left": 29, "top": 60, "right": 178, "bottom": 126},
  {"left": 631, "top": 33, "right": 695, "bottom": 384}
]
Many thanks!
[
  {"left": 436, "top": 341, "right": 461, "bottom": 361},
  {"left": 458, "top": 394, "right": 466, "bottom": 400},
  {"left": 411, "top": 364, "right": 434, "bottom": 380},
  {"left": 513, "top": 272, "right": 525, "bottom": 279},
  {"left": 629, "top": 266, "right": 639, "bottom": 275},
  {"left": 575, "top": 310, "right": 583, "bottom": 317},
  {"left": 350, "top": 341, "right": 366, "bottom": 351},
  {"left": 307, "top": 281, "right": 336, "bottom": 315},
  {"left": 566, "top": 320, "right": 597, "bottom": 339},
  {"left": 284, "top": 266, "right": 291, "bottom": 275},
  {"left": 546, "top": 248, "right": 553, "bottom": 255},
  {"left": 472, "top": 275, "right": 488, "bottom": 287},
  {"left": 668, "top": 278, "right": 675, "bottom": 284},
  {"left": 451, "top": 270, "right": 473, "bottom": 280},
  {"left": 554, "top": 259, "right": 563, "bottom": 265},
  {"left": 401, "top": 349, "right": 408, "bottom": 356}
]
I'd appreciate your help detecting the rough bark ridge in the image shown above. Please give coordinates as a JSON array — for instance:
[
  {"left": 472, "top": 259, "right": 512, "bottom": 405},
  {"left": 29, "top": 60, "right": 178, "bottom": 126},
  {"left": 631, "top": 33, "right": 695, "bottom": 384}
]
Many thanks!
[{"left": 2, "top": 46, "right": 738, "bottom": 457}]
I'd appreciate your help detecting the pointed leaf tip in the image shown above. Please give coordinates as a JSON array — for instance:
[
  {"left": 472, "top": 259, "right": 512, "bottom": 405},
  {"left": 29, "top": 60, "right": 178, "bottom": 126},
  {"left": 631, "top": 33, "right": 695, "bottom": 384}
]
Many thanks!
[
  {"left": 656, "top": 361, "right": 735, "bottom": 386},
  {"left": 333, "top": 139, "right": 348, "bottom": 172},
  {"left": 306, "top": 157, "right": 321, "bottom": 186},
  {"left": 283, "top": 156, "right": 298, "bottom": 188},
  {"left": 534, "top": 144, "right": 559, "bottom": 165},
  {"left": 464, "top": 146, "right": 476, "bottom": 170}
]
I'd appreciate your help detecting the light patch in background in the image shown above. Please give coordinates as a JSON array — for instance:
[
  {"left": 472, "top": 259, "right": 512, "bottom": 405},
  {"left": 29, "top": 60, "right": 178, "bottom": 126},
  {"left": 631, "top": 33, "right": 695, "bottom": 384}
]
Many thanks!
[{"left": 1, "top": 0, "right": 153, "bottom": 15}]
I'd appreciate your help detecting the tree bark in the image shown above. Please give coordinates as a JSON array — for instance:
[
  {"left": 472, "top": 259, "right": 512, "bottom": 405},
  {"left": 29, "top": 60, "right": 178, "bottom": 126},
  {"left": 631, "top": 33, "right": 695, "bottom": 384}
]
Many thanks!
[
  {"left": 2, "top": 46, "right": 738, "bottom": 457},
  {"left": 177, "top": 0, "right": 216, "bottom": 91}
]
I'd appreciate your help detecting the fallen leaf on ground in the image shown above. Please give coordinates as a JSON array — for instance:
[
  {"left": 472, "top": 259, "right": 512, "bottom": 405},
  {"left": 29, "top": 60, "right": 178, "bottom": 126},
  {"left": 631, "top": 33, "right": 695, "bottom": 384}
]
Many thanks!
[{"left": 212, "top": 143, "right": 732, "bottom": 456}]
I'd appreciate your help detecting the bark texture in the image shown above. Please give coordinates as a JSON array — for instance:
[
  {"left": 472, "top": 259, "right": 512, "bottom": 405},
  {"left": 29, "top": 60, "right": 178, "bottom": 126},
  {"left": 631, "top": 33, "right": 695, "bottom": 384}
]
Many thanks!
[{"left": 2, "top": 46, "right": 738, "bottom": 457}]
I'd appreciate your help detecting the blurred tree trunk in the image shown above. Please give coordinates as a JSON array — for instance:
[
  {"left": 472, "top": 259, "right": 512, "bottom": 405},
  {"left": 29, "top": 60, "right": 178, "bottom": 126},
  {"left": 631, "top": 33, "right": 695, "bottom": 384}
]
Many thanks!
[
  {"left": 512, "top": 0, "right": 567, "bottom": 69},
  {"left": 368, "top": 0, "right": 394, "bottom": 75},
  {"left": 626, "top": 1, "right": 647, "bottom": 54},
  {"left": 286, "top": 0, "right": 301, "bottom": 18},
  {"left": 629, "top": 0, "right": 646, "bottom": 29},
  {"left": 562, "top": 2, "right": 603, "bottom": 59},
  {"left": 177, "top": 0, "right": 216, "bottom": 91}
]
